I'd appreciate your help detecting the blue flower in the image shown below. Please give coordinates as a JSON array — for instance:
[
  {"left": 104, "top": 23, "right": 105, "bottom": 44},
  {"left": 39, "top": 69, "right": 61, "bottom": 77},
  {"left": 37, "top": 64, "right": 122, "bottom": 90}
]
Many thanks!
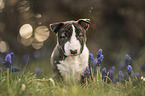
[
  {"left": 10, "top": 67, "right": 20, "bottom": 72},
  {"left": 84, "top": 66, "right": 90, "bottom": 78},
  {"left": 94, "top": 58, "right": 98, "bottom": 67},
  {"left": 93, "top": 55, "right": 104, "bottom": 72},
  {"left": 134, "top": 72, "right": 140, "bottom": 79},
  {"left": 102, "top": 68, "right": 107, "bottom": 82},
  {"left": 97, "top": 55, "right": 104, "bottom": 65},
  {"left": 124, "top": 73, "right": 129, "bottom": 81},
  {"left": 35, "top": 68, "right": 42, "bottom": 76},
  {"left": 93, "top": 49, "right": 104, "bottom": 77},
  {"left": 10, "top": 52, "right": 14, "bottom": 56},
  {"left": 124, "top": 65, "right": 133, "bottom": 81},
  {"left": 134, "top": 72, "right": 139, "bottom": 77},
  {"left": 88, "top": 53, "right": 94, "bottom": 69},
  {"left": 127, "top": 65, "right": 132, "bottom": 75},
  {"left": 97, "top": 49, "right": 102, "bottom": 58},
  {"left": 89, "top": 53, "right": 93, "bottom": 60},
  {"left": 107, "top": 67, "right": 115, "bottom": 83},
  {"left": 4, "top": 52, "right": 14, "bottom": 68},
  {"left": 125, "top": 54, "right": 131, "bottom": 66},
  {"left": 124, "top": 73, "right": 133, "bottom": 81},
  {"left": 118, "top": 71, "right": 123, "bottom": 81},
  {"left": 111, "top": 66, "right": 115, "bottom": 71},
  {"left": 94, "top": 55, "right": 104, "bottom": 70}
]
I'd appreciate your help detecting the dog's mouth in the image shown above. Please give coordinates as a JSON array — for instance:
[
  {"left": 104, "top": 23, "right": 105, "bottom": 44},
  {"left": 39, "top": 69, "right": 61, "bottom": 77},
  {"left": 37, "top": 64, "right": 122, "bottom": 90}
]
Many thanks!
[
  {"left": 70, "top": 53, "right": 78, "bottom": 56},
  {"left": 64, "top": 53, "right": 80, "bottom": 56}
]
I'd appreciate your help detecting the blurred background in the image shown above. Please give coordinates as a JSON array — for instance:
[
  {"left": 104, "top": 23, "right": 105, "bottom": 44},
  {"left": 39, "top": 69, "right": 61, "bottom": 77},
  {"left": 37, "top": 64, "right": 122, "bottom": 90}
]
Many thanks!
[{"left": 0, "top": 0, "right": 145, "bottom": 75}]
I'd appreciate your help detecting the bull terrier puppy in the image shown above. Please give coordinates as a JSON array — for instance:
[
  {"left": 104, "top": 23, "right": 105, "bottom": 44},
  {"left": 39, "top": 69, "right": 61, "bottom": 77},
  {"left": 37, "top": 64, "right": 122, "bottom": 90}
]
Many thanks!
[{"left": 50, "top": 19, "right": 90, "bottom": 81}]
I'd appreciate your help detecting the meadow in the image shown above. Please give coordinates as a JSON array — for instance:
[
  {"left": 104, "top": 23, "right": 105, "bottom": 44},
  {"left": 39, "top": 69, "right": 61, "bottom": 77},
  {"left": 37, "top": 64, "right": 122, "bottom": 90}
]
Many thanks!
[
  {"left": 0, "top": 0, "right": 145, "bottom": 96},
  {"left": 0, "top": 51, "right": 145, "bottom": 96}
]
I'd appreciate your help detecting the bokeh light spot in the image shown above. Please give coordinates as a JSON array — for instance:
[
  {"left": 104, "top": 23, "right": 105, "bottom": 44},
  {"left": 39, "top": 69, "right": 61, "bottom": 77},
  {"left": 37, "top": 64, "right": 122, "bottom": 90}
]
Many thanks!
[
  {"left": 19, "top": 24, "right": 33, "bottom": 39},
  {"left": 34, "top": 26, "right": 49, "bottom": 42},
  {"left": 32, "top": 42, "right": 43, "bottom": 50},
  {"left": 18, "top": 0, "right": 30, "bottom": 13},
  {"left": 0, "top": 41, "right": 9, "bottom": 53},
  {"left": 21, "top": 37, "right": 33, "bottom": 46},
  {"left": 0, "top": 0, "right": 5, "bottom": 12},
  {"left": 35, "top": 13, "right": 42, "bottom": 19}
]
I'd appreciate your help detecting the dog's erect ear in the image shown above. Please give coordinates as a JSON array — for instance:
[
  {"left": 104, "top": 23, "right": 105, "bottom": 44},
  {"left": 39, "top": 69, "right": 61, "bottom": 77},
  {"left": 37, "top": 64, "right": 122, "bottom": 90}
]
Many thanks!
[
  {"left": 49, "top": 22, "right": 64, "bottom": 33},
  {"left": 77, "top": 19, "right": 90, "bottom": 30}
]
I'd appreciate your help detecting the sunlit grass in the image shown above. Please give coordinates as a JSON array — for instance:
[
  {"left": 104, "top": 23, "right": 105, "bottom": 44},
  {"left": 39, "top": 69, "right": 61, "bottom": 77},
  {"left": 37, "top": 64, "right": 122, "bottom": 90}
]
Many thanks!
[{"left": 0, "top": 59, "right": 145, "bottom": 96}]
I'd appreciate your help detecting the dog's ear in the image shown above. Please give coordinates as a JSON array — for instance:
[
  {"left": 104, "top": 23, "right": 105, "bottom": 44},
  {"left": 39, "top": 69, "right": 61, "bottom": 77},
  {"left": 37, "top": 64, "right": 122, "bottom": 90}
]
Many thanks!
[
  {"left": 77, "top": 19, "right": 90, "bottom": 30},
  {"left": 49, "top": 22, "right": 64, "bottom": 33}
]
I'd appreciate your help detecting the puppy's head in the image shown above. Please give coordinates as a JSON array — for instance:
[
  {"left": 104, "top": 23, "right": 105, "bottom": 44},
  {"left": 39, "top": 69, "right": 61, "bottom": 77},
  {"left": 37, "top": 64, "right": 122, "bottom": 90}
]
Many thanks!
[{"left": 50, "top": 19, "right": 90, "bottom": 56}]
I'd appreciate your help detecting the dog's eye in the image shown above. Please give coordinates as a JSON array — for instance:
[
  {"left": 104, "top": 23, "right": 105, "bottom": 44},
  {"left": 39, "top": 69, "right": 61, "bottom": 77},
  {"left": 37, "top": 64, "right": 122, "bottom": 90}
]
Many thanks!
[
  {"left": 79, "top": 35, "right": 83, "bottom": 37},
  {"left": 78, "top": 33, "right": 84, "bottom": 37},
  {"left": 60, "top": 35, "right": 66, "bottom": 38},
  {"left": 60, "top": 33, "right": 67, "bottom": 38}
]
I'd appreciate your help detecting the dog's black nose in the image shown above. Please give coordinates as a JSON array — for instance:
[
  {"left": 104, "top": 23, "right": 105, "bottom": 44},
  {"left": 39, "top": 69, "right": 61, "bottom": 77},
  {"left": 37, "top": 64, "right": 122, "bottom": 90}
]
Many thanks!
[{"left": 70, "top": 50, "right": 77, "bottom": 54}]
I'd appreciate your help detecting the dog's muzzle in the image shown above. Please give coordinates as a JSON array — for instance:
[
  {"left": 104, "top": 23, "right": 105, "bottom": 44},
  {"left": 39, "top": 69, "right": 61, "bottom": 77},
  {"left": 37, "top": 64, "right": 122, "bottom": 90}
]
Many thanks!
[{"left": 70, "top": 50, "right": 77, "bottom": 55}]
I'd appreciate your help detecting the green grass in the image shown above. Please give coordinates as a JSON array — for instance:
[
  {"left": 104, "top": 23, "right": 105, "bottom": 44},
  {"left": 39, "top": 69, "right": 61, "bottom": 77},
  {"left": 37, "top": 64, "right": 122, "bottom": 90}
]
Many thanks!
[{"left": 0, "top": 59, "right": 145, "bottom": 96}]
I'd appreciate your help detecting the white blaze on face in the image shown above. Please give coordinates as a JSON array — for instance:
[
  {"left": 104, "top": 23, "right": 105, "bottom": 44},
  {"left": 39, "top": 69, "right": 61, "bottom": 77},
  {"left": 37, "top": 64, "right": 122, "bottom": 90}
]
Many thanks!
[{"left": 64, "top": 25, "right": 81, "bottom": 56}]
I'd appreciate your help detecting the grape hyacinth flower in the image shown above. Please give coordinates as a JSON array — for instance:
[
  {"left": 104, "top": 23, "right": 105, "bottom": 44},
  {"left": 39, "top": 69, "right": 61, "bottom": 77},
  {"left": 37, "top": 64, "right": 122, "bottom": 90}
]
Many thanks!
[
  {"left": 10, "top": 67, "right": 20, "bottom": 72},
  {"left": 134, "top": 73, "right": 140, "bottom": 79},
  {"left": 93, "top": 49, "right": 104, "bottom": 76},
  {"left": 88, "top": 53, "right": 93, "bottom": 70},
  {"left": 3, "top": 52, "right": 20, "bottom": 72},
  {"left": 107, "top": 67, "right": 115, "bottom": 83},
  {"left": 125, "top": 54, "right": 131, "bottom": 66},
  {"left": 97, "top": 49, "right": 102, "bottom": 58},
  {"left": 84, "top": 66, "right": 90, "bottom": 78},
  {"left": 97, "top": 55, "right": 104, "bottom": 66},
  {"left": 127, "top": 65, "right": 132, "bottom": 75},
  {"left": 88, "top": 53, "right": 93, "bottom": 79},
  {"left": 124, "top": 65, "right": 133, "bottom": 81},
  {"left": 94, "top": 55, "right": 104, "bottom": 69},
  {"left": 4, "top": 52, "right": 14, "bottom": 68},
  {"left": 111, "top": 66, "right": 115, "bottom": 71},
  {"left": 102, "top": 68, "right": 107, "bottom": 82},
  {"left": 93, "top": 55, "right": 104, "bottom": 75},
  {"left": 35, "top": 68, "right": 42, "bottom": 77},
  {"left": 118, "top": 71, "right": 123, "bottom": 82},
  {"left": 124, "top": 73, "right": 129, "bottom": 81}
]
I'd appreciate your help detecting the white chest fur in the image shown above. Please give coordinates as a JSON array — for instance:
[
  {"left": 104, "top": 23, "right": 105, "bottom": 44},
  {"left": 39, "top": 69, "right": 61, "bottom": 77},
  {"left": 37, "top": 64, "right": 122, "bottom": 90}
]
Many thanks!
[{"left": 57, "top": 45, "right": 89, "bottom": 81}]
